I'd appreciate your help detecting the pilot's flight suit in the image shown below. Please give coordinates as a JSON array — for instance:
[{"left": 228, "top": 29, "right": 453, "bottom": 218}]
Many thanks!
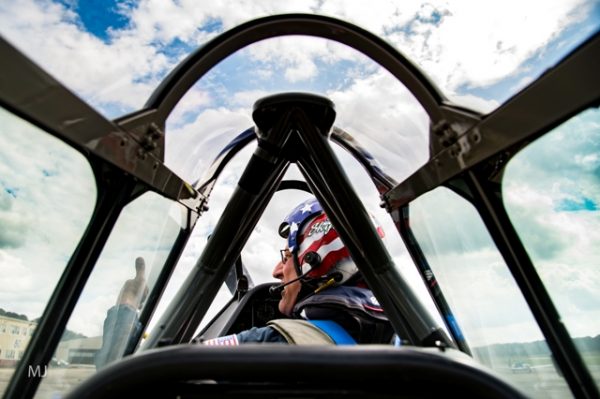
[{"left": 202, "top": 286, "right": 392, "bottom": 345}]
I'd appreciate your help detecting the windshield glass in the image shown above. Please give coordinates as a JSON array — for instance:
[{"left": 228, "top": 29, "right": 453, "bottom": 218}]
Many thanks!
[
  {"left": 166, "top": 36, "right": 429, "bottom": 185},
  {"left": 503, "top": 107, "right": 600, "bottom": 392},
  {"left": 0, "top": 107, "right": 97, "bottom": 396},
  {"left": 409, "top": 187, "right": 571, "bottom": 398},
  {"left": 150, "top": 132, "right": 443, "bottom": 339},
  {"left": 1, "top": 2, "right": 597, "bottom": 118},
  {"left": 34, "top": 191, "right": 186, "bottom": 399}
]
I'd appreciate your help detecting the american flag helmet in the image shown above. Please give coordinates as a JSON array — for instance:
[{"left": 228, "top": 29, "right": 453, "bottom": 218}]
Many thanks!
[{"left": 278, "top": 197, "right": 384, "bottom": 286}]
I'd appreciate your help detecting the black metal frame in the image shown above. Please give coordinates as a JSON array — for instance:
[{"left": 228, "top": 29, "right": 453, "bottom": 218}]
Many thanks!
[
  {"left": 0, "top": 11, "right": 598, "bottom": 399},
  {"left": 134, "top": 213, "right": 196, "bottom": 348},
  {"left": 115, "top": 14, "right": 480, "bottom": 160},
  {"left": 382, "top": 32, "right": 600, "bottom": 399},
  {"left": 135, "top": 14, "right": 446, "bottom": 123},
  {"left": 396, "top": 204, "right": 472, "bottom": 355},
  {"left": 147, "top": 93, "right": 451, "bottom": 348},
  {"left": 291, "top": 101, "right": 450, "bottom": 346},
  {"left": 2, "top": 162, "right": 138, "bottom": 399},
  {"left": 110, "top": 12, "right": 481, "bottom": 354},
  {"left": 191, "top": 121, "right": 470, "bottom": 350},
  {"left": 0, "top": 37, "right": 203, "bottom": 399},
  {"left": 465, "top": 170, "right": 598, "bottom": 398},
  {"left": 144, "top": 157, "right": 290, "bottom": 345},
  {"left": 0, "top": 38, "right": 203, "bottom": 212},
  {"left": 384, "top": 32, "right": 600, "bottom": 209}
]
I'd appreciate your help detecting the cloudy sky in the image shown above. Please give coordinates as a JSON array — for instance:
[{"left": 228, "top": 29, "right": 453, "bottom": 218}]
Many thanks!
[{"left": 1, "top": 0, "right": 599, "bottom": 361}]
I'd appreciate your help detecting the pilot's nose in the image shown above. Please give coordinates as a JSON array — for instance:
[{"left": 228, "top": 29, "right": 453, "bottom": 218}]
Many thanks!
[{"left": 272, "top": 261, "right": 283, "bottom": 280}]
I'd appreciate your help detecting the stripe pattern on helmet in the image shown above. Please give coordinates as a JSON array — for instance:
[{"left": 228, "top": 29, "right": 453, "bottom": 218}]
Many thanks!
[
  {"left": 282, "top": 198, "right": 323, "bottom": 252},
  {"left": 298, "top": 213, "right": 350, "bottom": 278},
  {"left": 283, "top": 197, "right": 386, "bottom": 284}
]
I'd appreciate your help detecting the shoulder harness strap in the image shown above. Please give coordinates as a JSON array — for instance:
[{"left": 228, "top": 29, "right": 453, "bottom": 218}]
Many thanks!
[
  {"left": 308, "top": 320, "right": 357, "bottom": 345},
  {"left": 267, "top": 319, "right": 334, "bottom": 345},
  {"left": 267, "top": 319, "right": 357, "bottom": 345}
]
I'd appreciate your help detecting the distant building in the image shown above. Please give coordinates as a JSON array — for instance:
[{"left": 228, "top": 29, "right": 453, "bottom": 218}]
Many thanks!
[
  {"left": 1, "top": 314, "right": 101, "bottom": 367},
  {"left": 55, "top": 336, "right": 101, "bottom": 365},
  {"left": 0, "top": 315, "right": 36, "bottom": 367}
]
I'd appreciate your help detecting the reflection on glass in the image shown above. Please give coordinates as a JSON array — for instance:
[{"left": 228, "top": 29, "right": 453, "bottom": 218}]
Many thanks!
[
  {"left": 143, "top": 146, "right": 257, "bottom": 339},
  {"left": 94, "top": 256, "right": 149, "bottom": 369},
  {"left": 0, "top": 108, "right": 96, "bottom": 396},
  {"left": 410, "top": 187, "right": 571, "bottom": 399},
  {"left": 34, "top": 192, "right": 185, "bottom": 399},
  {"left": 165, "top": 36, "right": 429, "bottom": 185},
  {"left": 194, "top": 282, "right": 234, "bottom": 336},
  {"left": 503, "top": 108, "right": 600, "bottom": 392}
]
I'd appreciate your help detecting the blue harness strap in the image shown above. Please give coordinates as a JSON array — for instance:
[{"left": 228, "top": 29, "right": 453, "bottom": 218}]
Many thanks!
[{"left": 308, "top": 320, "right": 356, "bottom": 345}]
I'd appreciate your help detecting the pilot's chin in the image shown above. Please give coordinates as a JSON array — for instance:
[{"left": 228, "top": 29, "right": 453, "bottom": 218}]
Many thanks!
[{"left": 278, "top": 301, "right": 290, "bottom": 316}]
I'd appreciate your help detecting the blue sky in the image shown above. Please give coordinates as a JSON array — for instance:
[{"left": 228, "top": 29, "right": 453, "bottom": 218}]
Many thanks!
[
  {"left": 77, "top": 0, "right": 599, "bottom": 108},
  {"left": 1, "top": 0, "right": 599, "bottom": 349},
  {"left": 2, "top": 0, "right": 598, "bottom": 120},
  {"left": 67, "top": 0, "right": 131, "bottom": 41},
  {"left": 464, "top": 2, "right": 600, "bottom": 102},
  {"left": 2, "top": 6, "right": 600, "bottom": 399}
]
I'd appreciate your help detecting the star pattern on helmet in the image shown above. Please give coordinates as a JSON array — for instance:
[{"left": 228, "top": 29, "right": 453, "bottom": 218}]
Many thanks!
[
  {"left": 284, "top": 198, "right": 323, "bottom": 251},
  {"left": 300, "top": 202, "right": 313, "bottom": 214}
]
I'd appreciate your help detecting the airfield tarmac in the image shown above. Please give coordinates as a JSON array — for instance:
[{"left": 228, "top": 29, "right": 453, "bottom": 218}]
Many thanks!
[
  {"left": 1, "top": 364, "right": 599, "bottom": 398},
  {"left": 0, "top": 366, "right": 95, "bottom": 399}
]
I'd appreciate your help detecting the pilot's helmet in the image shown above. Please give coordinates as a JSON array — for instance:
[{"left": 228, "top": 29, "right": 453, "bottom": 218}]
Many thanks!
[{"left": 278, "top": 197, "right": 384, "bottom": 286}]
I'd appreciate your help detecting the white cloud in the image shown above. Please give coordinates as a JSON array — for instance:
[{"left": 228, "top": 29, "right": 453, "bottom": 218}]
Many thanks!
[
  {"left": 245, "top": 36, "right": 365, "bottom": 84},
  {"left": 0, "top": 251, "right": 34, "bottom": 294},
  {"left": 1, "top": 0, "right": 597, "bottom": 349},
  {"left": 0, "top": 0, "right": 175, "bottom": 114},
  {"left": 317, "top": 0, "right": 423, "bottom": 36},
  {"left": 0, "top": 190, "right": 32, "bottom": 248},
  {"left": 126, "top": 0, "right": 209, "bottom": 44},
  {"left": 503, "top": 109, "right": 600, "bottom": 260},
  {"left": 1, "top": 0, "right": 591, "bottom": 117},
  {"left": 387, "top": 0, "right": 589, "bottom": 92},
  {"left": 409, "top": 183, "right": 600, "bottom": 346},
  {"left": 168, "top": 86, "right": 213, "bottom": 126},
  {"left": 0, "top": 108, "right": 97, "bottom": 319},
  {"left": 446, "top": 93, "right": 499, "bottom": 114},
  {"left": 66, "top": 294, "right": 114, "bottom": 337},
  {"left": 575, "top": 153, "right": 599, "bottom": 169},
  {"left": 230, "top": 89, "right": 272, "bottom": 108},
  {"left": 327, "top": 69, "right": 430, "bottom": 182},
  {"left": 254, "top": 68, "right": 274, "bottom": 80},
  {"left": 503, "top": 149, "right": 600, "bottom": 340},
  {"left": 192, "top": 0, "right": 321, "bottom": 31},
  {"left": 284, "top": 58, "right": 317, "bottom": 82},
  {"left": 166, "top": 107, "right": 254, "bottom": 182}
]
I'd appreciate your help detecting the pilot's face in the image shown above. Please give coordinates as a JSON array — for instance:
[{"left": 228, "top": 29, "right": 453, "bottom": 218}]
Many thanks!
[{"left": 272, "top": 248, "right": 301, "bottom": 316}]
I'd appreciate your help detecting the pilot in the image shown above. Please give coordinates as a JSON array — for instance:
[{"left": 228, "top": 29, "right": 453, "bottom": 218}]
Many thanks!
[{"left": 202, "top": 197, "right": 394, "bottom": 345}]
